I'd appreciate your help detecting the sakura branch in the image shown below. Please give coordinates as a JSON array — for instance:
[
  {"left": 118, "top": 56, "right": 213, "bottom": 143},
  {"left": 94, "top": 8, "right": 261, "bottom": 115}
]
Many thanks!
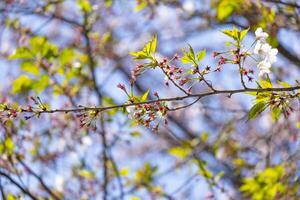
[{"left": 2, "top": 27, "right": 300, "bottom": 130}]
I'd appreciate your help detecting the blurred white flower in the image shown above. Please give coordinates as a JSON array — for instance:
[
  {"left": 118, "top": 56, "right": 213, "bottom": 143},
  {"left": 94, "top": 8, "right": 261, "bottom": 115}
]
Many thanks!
[
  {"left": 69, "top": 151, "right": 80, "bottom": 165},
  {"left": 72, "top": 61, "right": 81, "bottom": 68},
  {"left": 258, "top": 60, "right": 271, "bottom": 77},
  {"left": 82, "top": 136, "right": 92, "bottom": 147},
  {"left": 253, "top": 28, "right": 278, "bottom": 77},
  {"left": 183, "top": 0, "right": 195, "bottom": 14},
  {"left": 126, "top": 106, "right": 135, "bottom": 114},
  {"left": 265, "top": 48, "right": 278, "bottom": 63},
  {"left": 254, "top": 40, "right": 262, "bottom": 54},
  {"left": 54, "top": 175, "right": 64, "bottom": 192},
  {"left": 255, "top": 27, "right": 268, "bottom": 41}
]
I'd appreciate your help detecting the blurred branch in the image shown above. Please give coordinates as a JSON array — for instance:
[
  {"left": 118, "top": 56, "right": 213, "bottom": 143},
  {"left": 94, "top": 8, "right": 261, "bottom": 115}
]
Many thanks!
[
  {"left": 0, "top": 171, "right": 38, "bottom": 200},
  {"left": 17, "top": 158, "right": 61, "bottom": 200},
  {"left": 262, "top": 0, "right": 300, "bottom": 9}
]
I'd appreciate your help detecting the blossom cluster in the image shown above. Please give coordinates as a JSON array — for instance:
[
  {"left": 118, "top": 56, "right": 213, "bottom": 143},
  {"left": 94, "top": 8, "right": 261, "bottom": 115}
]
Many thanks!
[
  {"left": 126, "top": 100, "right": 168, "bottom": 131},
  {"left": 254, "top": 28, "right": 278, "bottom": 77}
]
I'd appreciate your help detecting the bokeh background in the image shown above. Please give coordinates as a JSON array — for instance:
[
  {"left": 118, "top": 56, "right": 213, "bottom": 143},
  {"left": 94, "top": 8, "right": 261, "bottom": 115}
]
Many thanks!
[{"left": 0, "top": 0, "right": 300, "bottom": 199}]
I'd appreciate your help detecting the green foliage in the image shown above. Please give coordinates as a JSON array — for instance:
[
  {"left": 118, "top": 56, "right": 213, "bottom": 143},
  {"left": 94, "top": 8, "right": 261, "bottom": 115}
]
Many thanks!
[
  {"left": 140, "top": 90, "right": 149, "bottom": 102},
  {"left": 248, "top": 101, "right": 267, "bottom": 120},
  {"left": 240, "top": 166, "right": 286, "bottom": 200},
  {"left": 216, "top": 0, "right": 241, "bottom": 21},
  {"left": 134, "top": 0, "right": 148, "bottom": 12},
  {"left": 12, "top": 75, "right": 32, "bottom": 94},
  {"left": 135, "top": 163, "right": 157, "bottom": 185},
  {"left": 168, "top": 146, "right": 191, "bottom": 159},
  {"left": 77, "top": 0, "right": 92, "bottom": 12},
  {"left": 222, "top": 27, "right": 249, "bottom": 43},
  {"left": 181, "top": 45, "right": 206, "bottom": 66},
  {"left": 77, "top": 169, "right": 95, "bottom": 180},
  {"left": 21, "top": 61, "right": 40, "bottom": 75},
  {"left": 0, "top": 137, "right": 15, "bottom": 155},
  {"left": 130, "top": 35, "right": 157, "bottom": 61},
  {"left": 6, "top": 194, "right": 16, "bottom": 200},
  {"left": 104, "top": 0, "right": 113, "bottom": 7}
]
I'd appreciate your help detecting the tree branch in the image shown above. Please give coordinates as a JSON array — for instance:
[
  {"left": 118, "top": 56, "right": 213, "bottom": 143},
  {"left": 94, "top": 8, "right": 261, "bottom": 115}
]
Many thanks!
[{"left": 17, "top": 86, "right": 300, "bottom": 115}]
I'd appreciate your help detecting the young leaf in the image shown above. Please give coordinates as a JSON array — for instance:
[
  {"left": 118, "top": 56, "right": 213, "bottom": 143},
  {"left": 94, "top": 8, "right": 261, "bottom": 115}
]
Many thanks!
[
  {"left": 168, "top": 146, "right": 191, "bottom": 159},
  {"left": 77, "top": 0, "right": 92, "bottom": 12},
  {"left": 181, "top": 44, "right": 197, "bottom": 65},
  {"left": 239, "top": 27, "right": 250, "bottom": 41},
  {"left": 9, "top": 47, "right": 33, "bottom": 60},
  {"left": 248, "top": 102, "right": 267, "bottom": 120},
  {"left": 11, "top": 75, "right": 32, "bottom": 94},
  {"left": 140, "top": 90, "right": 149, "bottom": 102},
  {"left": 197, "top": 49, "right": 206, "bottom": 61},
  {"left": 258, "top": 79, "right": 272, "bottom": 88},
  {"left": 21, "top": 61, "right": 40, "bottom": 75},
  {"left": 271, "top": 108, "right": 281, "bottom": 121},
  {"left": 134, "top": 0, "right": 147, "bottom": 12}
]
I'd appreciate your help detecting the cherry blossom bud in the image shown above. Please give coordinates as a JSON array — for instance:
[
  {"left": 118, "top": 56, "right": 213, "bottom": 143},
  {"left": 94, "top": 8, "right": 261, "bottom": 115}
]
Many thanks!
[{"left": 117, "top": 83, "right": 125, "bottom": 90}]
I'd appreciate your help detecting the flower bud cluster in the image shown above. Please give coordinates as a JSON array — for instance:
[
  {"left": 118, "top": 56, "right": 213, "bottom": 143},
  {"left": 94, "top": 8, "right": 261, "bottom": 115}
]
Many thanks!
[
  {"left": 269, "top": 93, "right": 294, "bottom": 117},
  {"left": 126, "top": 94, "right": 168, "bottom": 131}
]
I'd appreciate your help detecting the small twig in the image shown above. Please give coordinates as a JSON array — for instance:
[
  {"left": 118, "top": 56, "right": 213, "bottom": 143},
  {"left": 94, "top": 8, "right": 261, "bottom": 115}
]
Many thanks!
[
  {"left": 161, "top": 67, "right": 190, "bottom": 95},
  {"left": 0, "top": 171, "right": 38, "bottom": 200}
]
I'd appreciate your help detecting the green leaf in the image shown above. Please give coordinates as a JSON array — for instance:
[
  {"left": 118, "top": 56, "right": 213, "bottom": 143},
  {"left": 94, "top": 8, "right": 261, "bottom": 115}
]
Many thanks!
[
  {"left": 140, "top": 90, "right": 149, "bottom": 102},
  {"left": 119, "top": 168, "right": 129, "bottom": 176},
  {"left": 130, "top": 35, "right": 157, "bottom": 60},
  {"left": 4, "top": 138, "right": 14, "bottom": 152},
  {"left": 11, "top": 75, "right": 32, "bottom": 94},
  {"left": 32, "top": 75, "right": 49, "bottom": 93},
  {"left": 221, "top": 27, "right": 239, "bottom": 41},
  {"left": 134, "top": 0, "right": 147, "bottom": 12},
  {"left": 130, "top": 51, "right": 149, "bottom": 60},
  {"left": 188, "top": 44, "right": 195, "bottom": 58},
  {"left": 77, "top": 0, "right": 92, "bottom": 12},
  {"left": 239, "top": 27, "right": 250, "bottom": 41},
  {"left": 258, "top": 79, "right": 272, "bottom": 88},
  {"left": 29, "top": 36, "right": 58, "bottom": 58},
  {"left": 217, "top": 0, "right": 241, "bottom": 21},
  {"left": 6, "top": 194, "right": 16, "bottom": 200},
  {"left": 296, "top": 122, "right": 300, "bottom": 129},
  {"left": 60, "top": 48, "right": 75, "bottom": 66},
  {"left": 149, "top": 35, "right": 157, "bottom": 54},
  {"left": 168, "top": 146, "right": 191, "bottom": 159},
  {"left": 181, "top": 44, "right": 197, "bottom": 65},
  {"left": 78, "top": 169, "right": 95, "bottom": 179},
  {"left": 200, "top": 132, "right": 209, "bottom": 142},
  {"left": 278, "top": 81, "right": 291, "bottom": 88},
  {"left": 196, "top": 49, "right": 206, "bottom": 62},
  {"left": 9, "top": 47, "right": 33, "bottom": 59},
  {"left": 131, "top": 197, "right": 140, "bottom": 200},
  {"left": 271, "top": 108, "right": 281, "bottom": 121},
  {"left": 248, "top": 102, "right": 267, "bottom": 120},
  {"left": 104, "top": 0, "right": 113, "bottom": 7},
  {"left": 130, "top": 131, "right": 141, "bottom": 137},
  {"left": 21, "top": 61, "right": 39, "bottom": 75}
]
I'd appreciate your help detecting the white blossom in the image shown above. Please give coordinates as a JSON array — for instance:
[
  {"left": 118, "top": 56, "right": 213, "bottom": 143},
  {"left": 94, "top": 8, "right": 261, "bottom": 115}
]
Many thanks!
[
  {"left": 255, "top": 27, "right": 268, "bottom": 41},
  {"left": 126, "top": 106, "right": 135, "bottom": 114},
  {"left": 54, "top": 175, "right": 64, "bottom": 192},
  {"left": 253, "top": 28, "right": 278, "bottom": 76},
  {"left": 257, "top": 60, "right": 271, "bottom": 77},
  {"left": 183, "top": 0, "right": 195, "bottom": 14},
  {"left": 82, "top": 136, "right": 92, "bottom": 147},
  {"left": 265, "top": 48, "right": 278, "bottom": 63},
  {"left": 254, "top": 40, "right": 263, "bottom": 55}
]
